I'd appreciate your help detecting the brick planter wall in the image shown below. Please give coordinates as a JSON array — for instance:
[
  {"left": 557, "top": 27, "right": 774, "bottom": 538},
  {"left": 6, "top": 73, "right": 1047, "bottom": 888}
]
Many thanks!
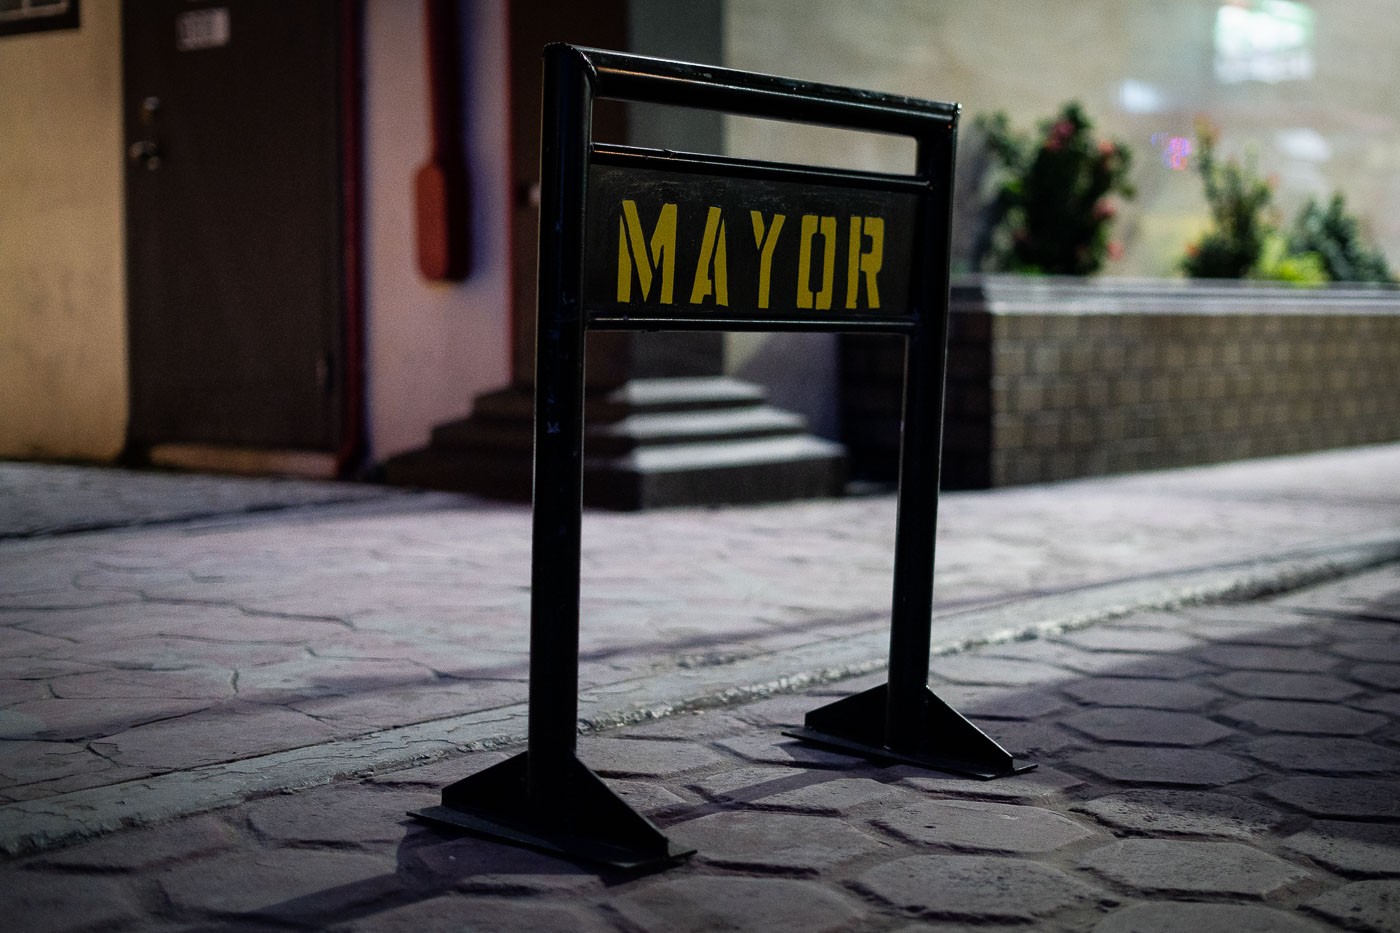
[{"left": 840, "top": 276, "right": 1400, "bottom": 488}]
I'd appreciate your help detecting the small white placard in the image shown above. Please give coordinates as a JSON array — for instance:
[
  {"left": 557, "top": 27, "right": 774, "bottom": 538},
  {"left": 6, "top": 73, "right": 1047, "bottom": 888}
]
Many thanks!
[{"left": 176, "top": 7, "right": 230, "bottom": 52}]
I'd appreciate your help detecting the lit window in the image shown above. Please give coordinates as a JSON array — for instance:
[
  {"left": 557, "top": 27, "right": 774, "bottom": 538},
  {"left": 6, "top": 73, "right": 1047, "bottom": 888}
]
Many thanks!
[
  {"left": 1214, "top": 0, "right": 1315, "bottom": 83},
  {"left": 0, "top": 0, "right": 79, "bottom": 37}
]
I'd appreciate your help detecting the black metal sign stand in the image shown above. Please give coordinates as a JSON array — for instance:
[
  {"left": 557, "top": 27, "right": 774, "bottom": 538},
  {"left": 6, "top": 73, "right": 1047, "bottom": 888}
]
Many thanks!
[{"left": 414, "top": 44, "right": 1031, "bottom": 871}]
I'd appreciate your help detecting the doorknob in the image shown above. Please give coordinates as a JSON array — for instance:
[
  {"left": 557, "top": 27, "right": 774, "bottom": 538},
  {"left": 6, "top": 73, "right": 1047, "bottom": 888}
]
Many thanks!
[
  {"left": 128, "top": 139, "right": 162, "bottom": 171},
  {"left": 130, "top": 96, "right": 163, "bottom": 170}
]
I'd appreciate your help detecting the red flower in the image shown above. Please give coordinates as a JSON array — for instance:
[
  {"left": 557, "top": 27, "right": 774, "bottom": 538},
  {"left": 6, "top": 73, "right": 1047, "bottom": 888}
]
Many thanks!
[
  {"left": 1108, "top": 241, "right": 1124, "bottom": 260},
  {"left": 1093, "top": 199, "right": 1117, "bottom": 221},
  {"left": 1045, "top": 120, "right": 1075, "bottom": 152}
]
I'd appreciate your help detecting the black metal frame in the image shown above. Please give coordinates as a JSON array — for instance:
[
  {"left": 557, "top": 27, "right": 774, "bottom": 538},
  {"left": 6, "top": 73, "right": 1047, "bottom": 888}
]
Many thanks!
[{"left": 414, "top": 44, "right": 1031, "bottom": 871}]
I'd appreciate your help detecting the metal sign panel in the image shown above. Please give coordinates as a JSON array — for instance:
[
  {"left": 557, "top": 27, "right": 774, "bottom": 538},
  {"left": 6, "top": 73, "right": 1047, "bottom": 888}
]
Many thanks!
[{"left": 584, "top": 162, "right": 919, "bottom": 323}]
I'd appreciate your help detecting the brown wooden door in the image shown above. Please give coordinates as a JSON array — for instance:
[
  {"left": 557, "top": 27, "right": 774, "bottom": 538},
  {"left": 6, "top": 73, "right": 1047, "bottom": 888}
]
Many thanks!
[{"left": 123, "top": 1, "right": 349, "bottom": 452}]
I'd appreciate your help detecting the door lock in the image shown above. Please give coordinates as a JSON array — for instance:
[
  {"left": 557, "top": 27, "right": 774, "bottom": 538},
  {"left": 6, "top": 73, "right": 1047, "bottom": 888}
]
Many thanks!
[
  {"left": 128, "top": 139, "right": 162, "bottom": 171},
  {"left": 131, "top": 96, "right": 163, "bottom": 170}
]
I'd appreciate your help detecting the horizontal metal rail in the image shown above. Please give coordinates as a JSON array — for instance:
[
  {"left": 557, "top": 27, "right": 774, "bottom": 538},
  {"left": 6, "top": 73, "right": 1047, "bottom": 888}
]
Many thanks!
[
  {"left": 574, "top": 45, "right": 957, "bottom": 137},
  {"left": 591, "top": 144, "right": 929, "bottom": 194},
  {"left": 585, "top": 312, "right": 920, "bottom": 334}
]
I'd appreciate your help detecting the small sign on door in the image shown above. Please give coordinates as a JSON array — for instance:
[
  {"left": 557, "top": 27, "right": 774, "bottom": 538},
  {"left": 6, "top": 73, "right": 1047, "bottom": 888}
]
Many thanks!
[{"left": 176, "top": 7, "right": 230, "bottom": 52}]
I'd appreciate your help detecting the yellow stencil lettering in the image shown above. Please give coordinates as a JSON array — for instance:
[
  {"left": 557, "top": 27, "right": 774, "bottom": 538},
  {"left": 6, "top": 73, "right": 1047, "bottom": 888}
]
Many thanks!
[
  {"left": 797, "top": 214, "right": 836, "bottom": 311},
  {"left": 689, "top": 206, "right": 729, "bottom": 306},
  {"left": 617, "top": 200, "right": 676, "bottom": 303},
  {"left": 749, "top": 211, "right": 785, "bottom": 309},
  {"left": 845, "top": 216, "right": 884, "bottom": 309}
]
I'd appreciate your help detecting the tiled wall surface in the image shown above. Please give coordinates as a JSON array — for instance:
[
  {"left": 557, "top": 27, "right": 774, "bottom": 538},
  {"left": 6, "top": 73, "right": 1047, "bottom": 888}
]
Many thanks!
[{"left": 841, "top": 277, "right": 1400, "bottom": 488}]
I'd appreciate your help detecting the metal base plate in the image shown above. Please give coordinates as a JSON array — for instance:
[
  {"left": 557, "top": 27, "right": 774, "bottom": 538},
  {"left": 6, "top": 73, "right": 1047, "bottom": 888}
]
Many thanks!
[
  {"left": 782, "top": 726, "right": 1035, "bottom": 780},
  {"left": 409, "top": 751, "right": 693, "bottom": 871},
  {"left": 784, "top": 682, "right": 1037, "bottom": 780}
]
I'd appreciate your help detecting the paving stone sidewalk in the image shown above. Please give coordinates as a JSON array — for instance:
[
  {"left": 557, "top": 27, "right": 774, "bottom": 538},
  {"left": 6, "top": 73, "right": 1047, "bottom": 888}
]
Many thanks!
[
  {"left": 0, "top": 461, "right": 417, "bottom": 539},
  {"left": 4, "top": 563, "right": 1398, "bottom": 931},
  {"left": 3, "top": 446, "right": 1399, "bottom": 817}
]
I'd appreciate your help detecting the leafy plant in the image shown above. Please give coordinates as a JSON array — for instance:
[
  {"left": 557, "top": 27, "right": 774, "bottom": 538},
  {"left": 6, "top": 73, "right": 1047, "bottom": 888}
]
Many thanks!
[
  {"left": 1288, "top": 193, "right": 1394, "bottom": 283},
  {"left": 1181, "top": 119, "right": 1276, "bottom": 279},
  {"left": 1251, "top": 232, "right": 1327, "bottom": 285},
  {"left": 976, "top": 102, "right": 1134, "bottom": 276}
]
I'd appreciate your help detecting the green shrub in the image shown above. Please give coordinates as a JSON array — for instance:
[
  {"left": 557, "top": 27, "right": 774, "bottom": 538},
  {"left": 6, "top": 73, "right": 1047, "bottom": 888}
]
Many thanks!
[
  {"left": 1251, "top": 232, "right": 1327, "bottom": 286},
  {"left": 1289, "top": 193, "right": 1394, "bottom": 283},
  {"left": 976, "top": 102, "right": 1134, "bottom": 276},
  {"left": 1181, "top": 120, "right": 1276, "bottom": 279}
]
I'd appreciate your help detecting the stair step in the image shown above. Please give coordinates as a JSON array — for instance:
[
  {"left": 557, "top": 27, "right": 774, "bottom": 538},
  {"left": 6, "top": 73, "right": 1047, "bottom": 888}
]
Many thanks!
[{"left": 588, "top": 433, "right": 843, "bottom": 474}]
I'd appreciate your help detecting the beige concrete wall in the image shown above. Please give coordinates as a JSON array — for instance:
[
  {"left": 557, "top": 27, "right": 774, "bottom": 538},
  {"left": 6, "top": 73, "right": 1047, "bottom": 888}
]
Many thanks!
[
  {"left": 724, "top": 0, "right": 1400, "bottom": 278},
  {"left": 362, "top": 0, "right": 512, "bottom": 461},
  {"left": 0, "top": 4, "right": 127, "bottom": 460}
]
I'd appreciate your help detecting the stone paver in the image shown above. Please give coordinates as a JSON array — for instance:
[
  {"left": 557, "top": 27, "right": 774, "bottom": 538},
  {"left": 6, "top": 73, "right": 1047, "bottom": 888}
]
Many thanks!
[
  {"left": 615, "top": 876, "right": 866, "bottom": 933},
  {"left": 1071, "top": 789, "right": 1289, "bottom": 839},
  {"left": 897, "top": 764, "right": 1085, "bottom": 802},
  {"left": 1244, "top": 735, "right": 1400, "bottom": 773},
  {"left": 1094, "top": 902, "right": 1327, "bottom": 933},
  {"left": 1061, "top": 708, "right": 1234, "bottom": 746},
  {"left": 1351, "top": 663, "right": 1400, "bottom": 691},
  {"left": 1, "top": 453, "right": 1399, "bottom": 929},
  {"left": 158, "top": 849, "right": 400, "bottom": 921},
  {"left": 1333, "top": 640, "right": 1400, "bottom": 662},
  {"left": 1073, "top": 747, "right": 1259, "bottom": 787},
  {"left": 669, "top": 810, "right": 889, "bottom": 872},
  {"left": 578, "top": 737, "right": 725, "bottom": 778},
  {"left": 1213, "top": 669, "right": 1362, "bottom": 701},
  {"left": 7, "top": 871, "right": 143, "bottom": 933},
  {"left": 1283, "top": 821, "right": 1400, "bottom": 877},
  {"left": 1079, "top": 839, "right": 1314, "bottom": 897},
  {"left": 1305, "top": 880, "right": 1400, "bottom": 933},
  {"left": 338, "top": 897, "right": 617, "bottom": 933},
  {"left": 245, "top": 786, "right": 427, "bottom": 845},
  {"left": 871, "top": 797, "right": 1099, "bottom": 853},
  {"left": 1194, "top": 644, "right": 1340, "bottom": 673},
  {"left": 88, "top": 705, "right": 342, "bottom": 771},
  {"left": 611, "top": 779, "right": 691, "bottom": 816},
  {"left": 1060, "top": 676, "right": 1222, "bottom": 710},
  {"left": 738, "top": 775, "right": 902, "bottom": 814},
  {"left": 1264, "top": 776, "right": 1400, "bottom": 819},
  {"left": 972, "top": 719, "right": 1086, "bottom": 758},
  {"left": 1056, "top": 626, "right": 1201, "bottom": 653},
  {"left": 928, "top": 656, "right": 1070, "bottom": 687},
  {"left": 394, "top": 829, "right": 603, "bottom": 895},
  {"left": 941, "top": 683, "right": 1072, "bottom": 720},
  {"left": 1221, "top": 699, "right": 1387, "bottom": 735},
  {"left": 5, "top": 448, "right": 1395, "bottom": 808},
  {"left": 714, "top": 734, "right": 864, "bottom": 767},
  {"left": 856, "top": 854, "right": 1100, "bottom": 922},
  {"left": 31, "top": 814, "right": 237, "bottom": 871}
]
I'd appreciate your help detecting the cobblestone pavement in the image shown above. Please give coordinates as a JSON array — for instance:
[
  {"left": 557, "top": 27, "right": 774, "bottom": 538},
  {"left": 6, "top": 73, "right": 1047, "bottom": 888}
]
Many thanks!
[
  {"left": 4, "top": 564, "right": 1397, "bottom": 931},
  {"left": 2, "top": 446, "right": 1398, "bottom": 819},
  {"left": 0, "top": 462, "right": 406, "bottom": 539}
]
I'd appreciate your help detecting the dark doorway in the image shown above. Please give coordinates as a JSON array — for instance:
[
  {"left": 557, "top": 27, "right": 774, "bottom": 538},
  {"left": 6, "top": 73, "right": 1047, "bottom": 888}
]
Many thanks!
[{"left": 122, "top": 1, "right": 356, "bottom": 458}]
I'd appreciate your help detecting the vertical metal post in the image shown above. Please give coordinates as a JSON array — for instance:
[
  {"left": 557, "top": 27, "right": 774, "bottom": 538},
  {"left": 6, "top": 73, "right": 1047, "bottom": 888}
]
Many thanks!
[
  {"left": 885, "top": 124, "right": 957, "bottom": 751},
  {"left": 788, "top": 113, "right": 1031, "bottom": 779},
  {"left": 415, "top": 46, "right": 688, "bottom": 869},
  {"left": 527, "top": 45, "right": 591, "bottom": 800}
]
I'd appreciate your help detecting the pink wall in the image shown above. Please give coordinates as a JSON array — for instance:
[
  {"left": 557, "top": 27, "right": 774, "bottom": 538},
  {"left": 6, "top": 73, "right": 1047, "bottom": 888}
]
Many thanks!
[{"left": 362, "top": 0, "right": 512, "bottom": 461}]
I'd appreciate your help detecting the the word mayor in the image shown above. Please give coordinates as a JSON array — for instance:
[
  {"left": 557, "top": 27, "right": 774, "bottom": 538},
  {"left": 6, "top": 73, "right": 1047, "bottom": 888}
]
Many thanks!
[{"left": 615, "top": 200, "right": 886, "bottom": 311}]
